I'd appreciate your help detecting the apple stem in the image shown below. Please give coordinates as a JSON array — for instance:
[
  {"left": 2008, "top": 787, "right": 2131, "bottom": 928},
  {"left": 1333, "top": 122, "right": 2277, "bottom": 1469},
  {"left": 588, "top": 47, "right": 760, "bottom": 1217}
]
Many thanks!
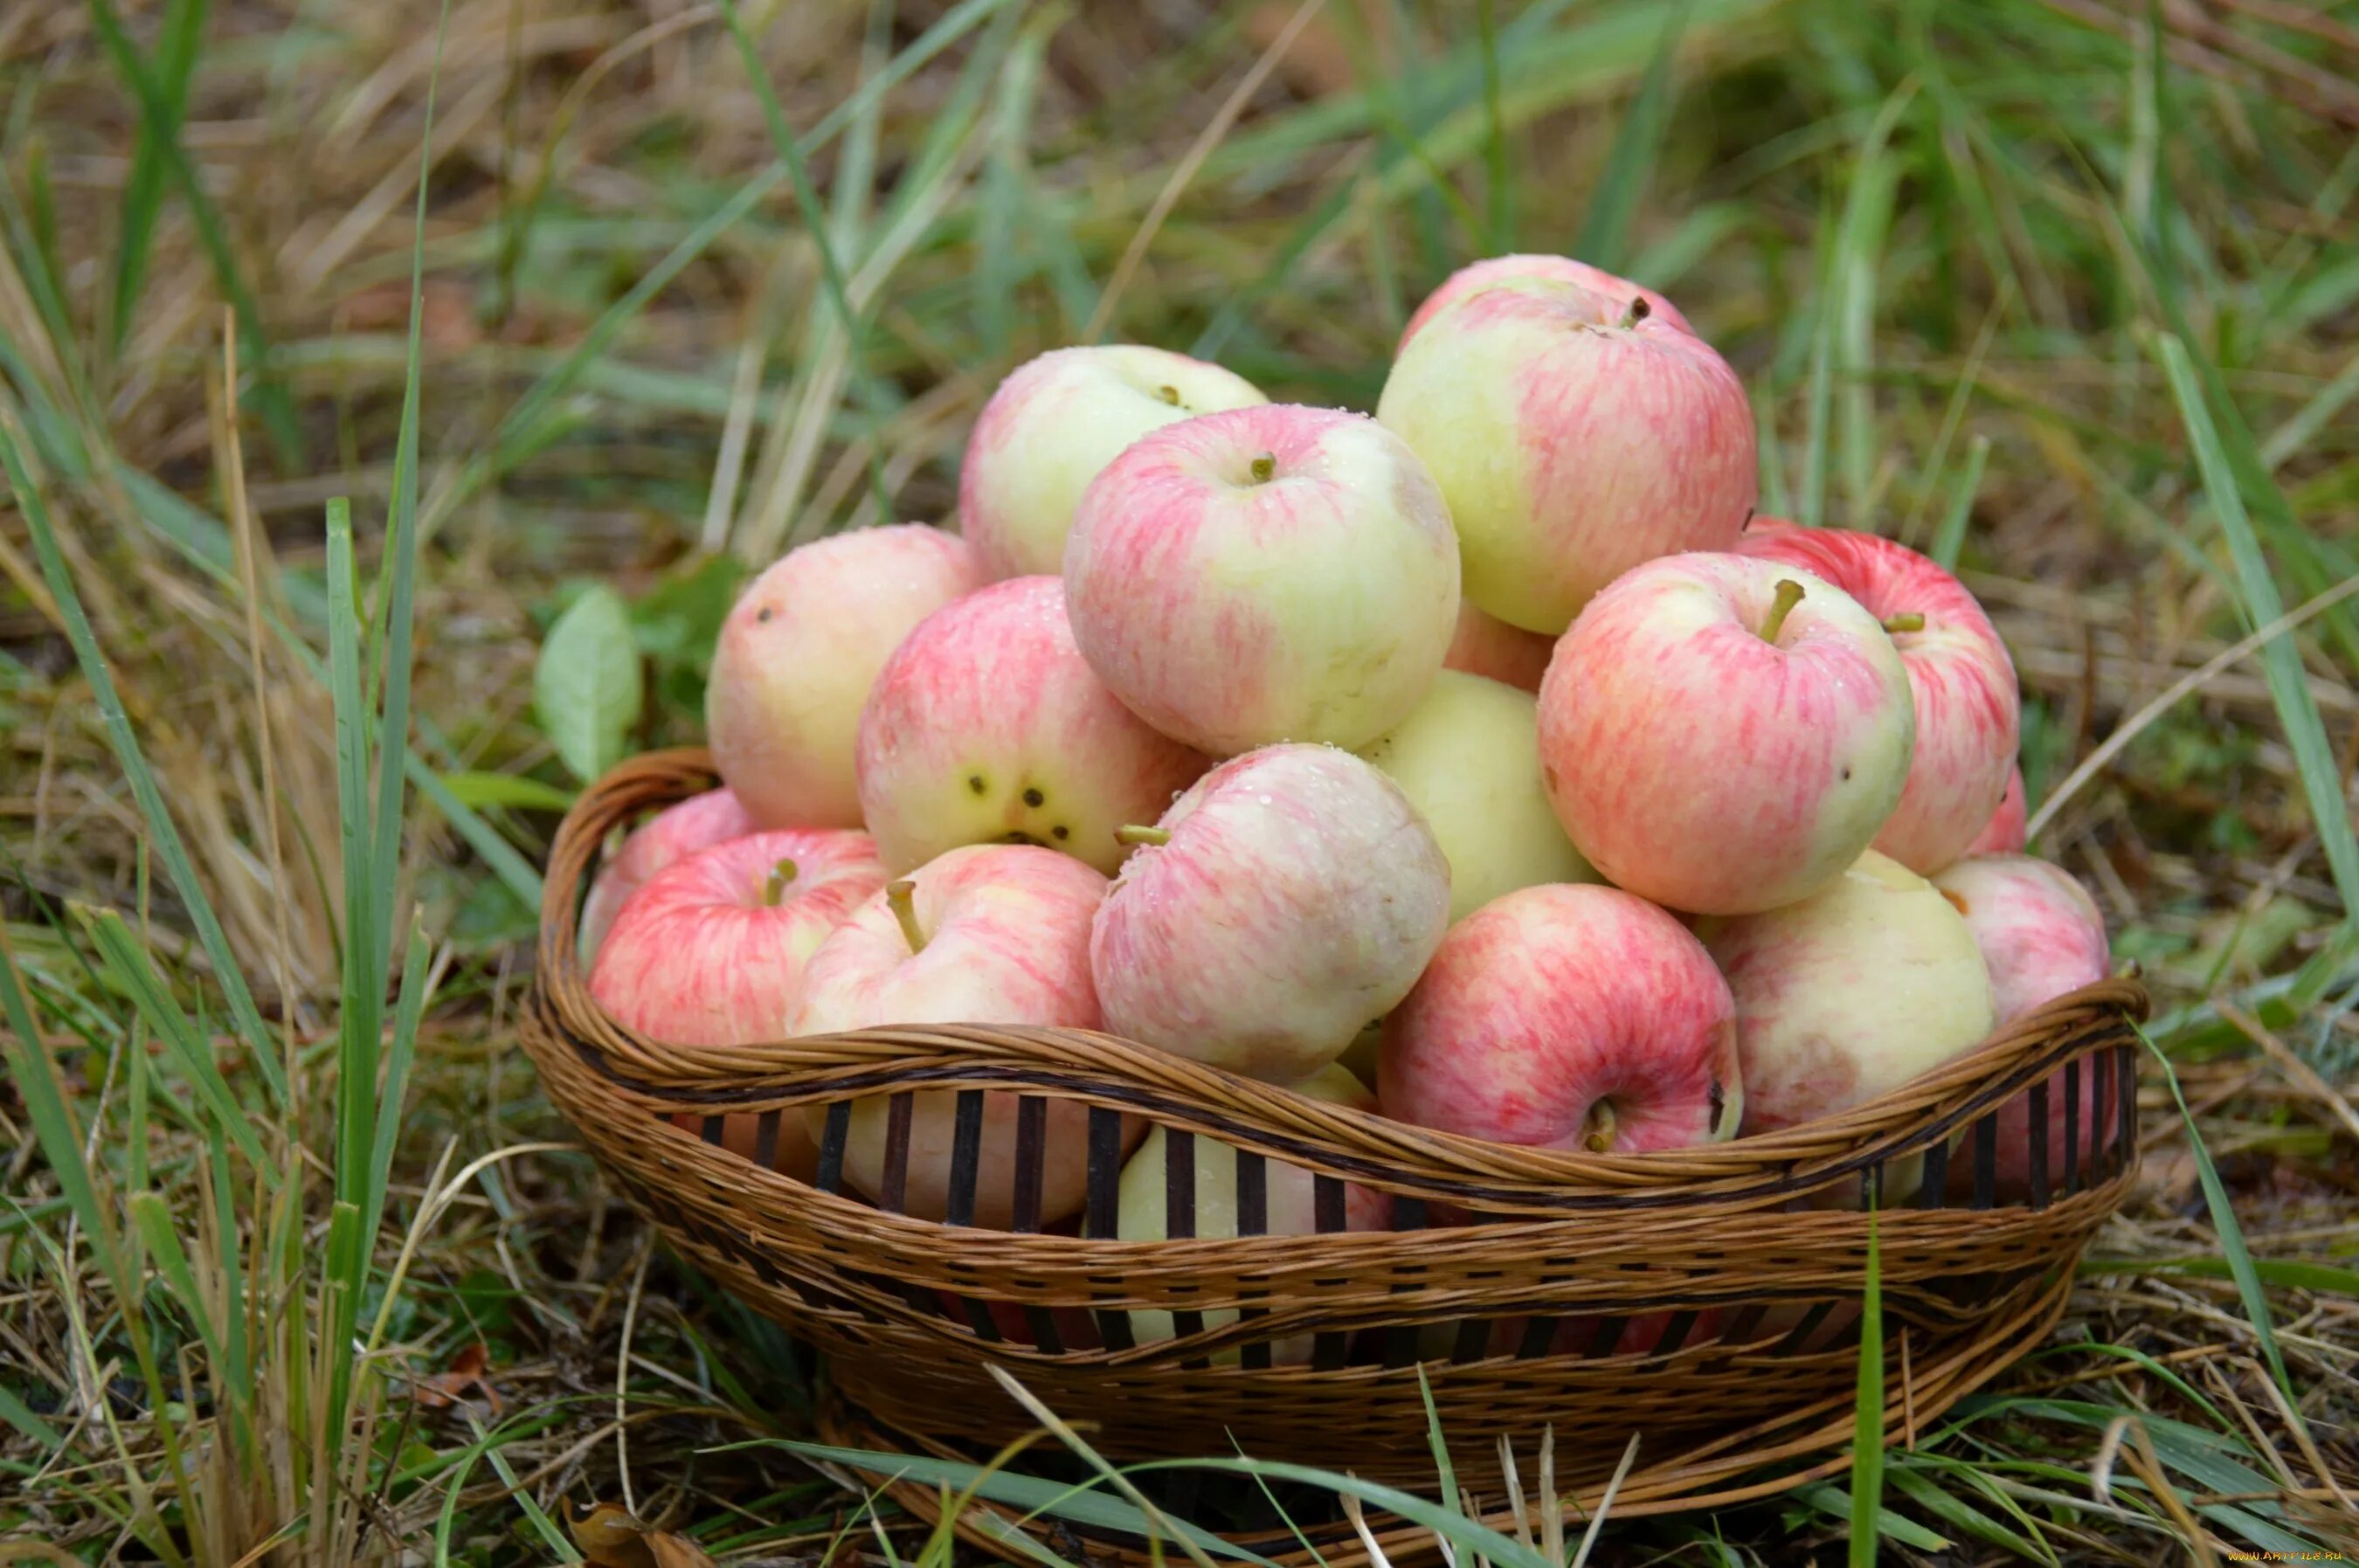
[
  {"left": 1582, "top": 1098, "right": 1619, "bottom": 1154},
  {"left": 886, "top": 879, "right": 926, "bottom": 954},
  {"left": 762, "top": 859, "right": 799, "bottom": 906},
  {"left": 1881, "top": 611, "right": 1925, "bottom": 634},
  {"left": 1114, "top": 825, "right": 1172, "bottom": 847},
  {"left": 1249, "top": 452, "right": 1276, "bottom": 484},
  {"left": 1758, "top": 578, "right": 1806, "bottom": 645},
  {"left": 1618, "top": 295, "right": 1652, "bottom": 329}
]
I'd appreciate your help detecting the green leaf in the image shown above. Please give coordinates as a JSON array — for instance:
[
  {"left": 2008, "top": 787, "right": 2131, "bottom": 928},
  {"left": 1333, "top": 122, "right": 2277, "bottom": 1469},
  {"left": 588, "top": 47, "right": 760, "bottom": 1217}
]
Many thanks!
[
  {"left": 77, "top": 908, "right": 267, "bottom": 1170},
  {"left": 765, "top": 1441, "right": 1276, "bottom": 1565},
  {"left": 1849, "top": 1200, "right": 1885, "bottom": 1568},
  {"left": 2137, "top": 1023, "right": 2297, "bottom": 1404},
  {"left": 1572, "top": 0, "right": 1692, "bottom": 271},
  {"left": 2149, "top": 330, "right": 2359, "bottom": 933},
  {"left": 110, "top": 0, "right": 210, "bottom": 350},
  {"left": 534, "top": 585, "right": 644, "bottom": 783},
  {"left": 0, "top": 1382, "right": 64, "bottom": 1453},
  {"left": 2081, "top": 1254, "right": 2359, "bottom": 1295},
  {"left": 0, "top": 419, "right": 286, "bottom": 1107},
  {"left": 1928, "top": 433, "right": 1990, "bottom": 571},
  {"left": 83, "top": 0, "right": 301, "bottom": 464},
  {"left": 1792, "top": 1482, "right": 1948, "bottom": 1552},
  {"left": 438, "top": 771, "right": 577, "bottom": 814}
]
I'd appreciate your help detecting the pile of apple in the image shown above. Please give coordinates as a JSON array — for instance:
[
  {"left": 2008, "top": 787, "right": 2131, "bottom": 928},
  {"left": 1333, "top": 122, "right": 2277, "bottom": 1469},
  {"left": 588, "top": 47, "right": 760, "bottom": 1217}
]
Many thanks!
[{"left": 582, "top": 252, "right": 2114, "bottom": 1296}]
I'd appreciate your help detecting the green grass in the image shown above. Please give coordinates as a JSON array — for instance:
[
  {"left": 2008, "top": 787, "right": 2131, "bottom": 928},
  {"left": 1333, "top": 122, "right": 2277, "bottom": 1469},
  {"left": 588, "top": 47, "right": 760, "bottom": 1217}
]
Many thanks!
[{"left": 3, "top": 0, "right": 2357, "bottom": 1560}]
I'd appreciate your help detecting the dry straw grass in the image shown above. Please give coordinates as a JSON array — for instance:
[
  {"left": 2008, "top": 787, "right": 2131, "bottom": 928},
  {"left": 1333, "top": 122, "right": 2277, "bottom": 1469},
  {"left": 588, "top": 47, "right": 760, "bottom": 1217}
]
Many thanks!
[{"left": 2, "top": 0, "right": 2356, "bottom": 1561}]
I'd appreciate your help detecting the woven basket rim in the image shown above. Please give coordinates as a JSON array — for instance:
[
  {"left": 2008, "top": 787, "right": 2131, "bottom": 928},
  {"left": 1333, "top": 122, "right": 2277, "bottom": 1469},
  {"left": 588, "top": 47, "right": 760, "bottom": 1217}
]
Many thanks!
[{"left": 538, "top": 746, "right": 2150, "bottom": 1192}]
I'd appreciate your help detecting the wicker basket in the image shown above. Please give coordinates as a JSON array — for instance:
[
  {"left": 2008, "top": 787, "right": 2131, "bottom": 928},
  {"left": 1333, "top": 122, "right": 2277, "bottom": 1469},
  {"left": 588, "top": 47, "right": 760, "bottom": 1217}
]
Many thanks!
[{"left": 521, "top": 749, "right": 2148, "bottom": 1564}]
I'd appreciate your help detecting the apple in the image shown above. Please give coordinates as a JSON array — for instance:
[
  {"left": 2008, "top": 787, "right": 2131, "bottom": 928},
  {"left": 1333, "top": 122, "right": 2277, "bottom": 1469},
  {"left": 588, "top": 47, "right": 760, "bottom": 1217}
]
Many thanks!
[
  {"left": 958, "top": 346, "right": 1267, "bottom": 579},
  {"left": 1354, "top": 671, "right": 1598, "bottom": 923},
  {"left": 1442, "top": 599, "right": 1556, "bottom": 693},
  {"left": 1932, "top": 853, "right": 2114, "bottom": 1198},
  {"left": 1536, "top": 553, "right": 1916, "bottom": 915},
  {"left": 1092, "top": 744, "right": 1452, "bottom": 1081},
  {"left": 1967, "top": 764, "right": 2029, "bottom": 857},
  {"left": 1376, "top": 276, "right": 1754, "bottom": 633},
  {"left": 855, "top": 576, "right": 1207, "bottom": 876},
  {"left": 1701, "top": 850, "right": 1996, "bottom": 1198},
  {"left": 1062, "top": 404, "right": 1460, "bottom": 755},
  {"left": 707, "top": 524, "right": 984, "bottom": 828},
  {"left": 1380, "top": 884, "right": 1741, "bottom": 1154},
  {"left": 1400, "top": 252, "right": 1694, "bottom": 346},
  {"left": 1736, "top": 520, "right": 2019, "bottom": 874},
  {"left": 578, "top": 786, "right": 753, "bottom": 960},
  {"left": 591, "top": 828, "right": 887, "bottom": 1183},
  {"left": 1109, "top": 1063, "right": 1390, "bottom": 1363},
  {"left": 790, "top": 843, "right": 1117, "bottom": 1226}
]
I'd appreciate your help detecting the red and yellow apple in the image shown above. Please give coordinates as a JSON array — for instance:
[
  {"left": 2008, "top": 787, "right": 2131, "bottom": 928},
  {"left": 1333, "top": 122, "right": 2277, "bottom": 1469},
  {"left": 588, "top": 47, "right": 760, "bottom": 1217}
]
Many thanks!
[
  {"left": 1091, "top": 744, "right": 1452, "bottom": 1081},
  {"left": 1538, "top": 553, "right": 1915, "bottom": 915},
  {"left": 1400, "top": 253, "right": 1694, "bottom": 346},
  {"left": 707, "top": 524, "right": 983, "bottom": 827},
  {"left": 855, "top": 575, "right": 1206, "bottom": 875},
  {"left": 578, "top": 786, "right": 753, "bottom": 959},
  {"left": 1380, "top": 884, "right": 1741, "bottom": 1154},
  {"left": 790, "top": 843, "right": 1115, "bottom": 1226},
  {"left": 1702, "top": 850, "right": 1996, "bottom": 1198},
  {"left": 1442, "top": 599, "right": 1556, "bottom": 693},
  {"left": 1933, "top": 853, "right": 2114, "bottom": 1198},
  {"left": 1967, "top": 764, "right": 2029, "bottom": 857},
  {"left": 958, "top": 345, "right": 1266, "bottom": 579},
  {"left": 1355, "top": 670, "right": 1596, "bottom": 923},
  {"left": 1377, "top": 277, "right": 1754, "bottom": 633},
  {"left": 1063, "top": 404, "right": 1460, "bottom": 755},
  {"left": 591, "top": 827, "right": 887, "bottom": 1181},
  {"left": 1737, "top": 521, "right": 2019, "bottom": 875}
]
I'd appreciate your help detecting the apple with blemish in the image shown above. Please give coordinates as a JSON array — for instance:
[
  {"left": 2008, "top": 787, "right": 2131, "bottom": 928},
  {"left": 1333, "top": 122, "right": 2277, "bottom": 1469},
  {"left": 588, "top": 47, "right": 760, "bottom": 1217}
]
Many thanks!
[
  {"left": 1537, "top": 553, "right": 1916, "bottom": 915},
  {"left": 1092, "top": 744, "right": 1452, "bottom": 1081},
  {"left": 707, "top": 525, "right": 984, "bottom": 828},
  {"left": 1442, "top": 599, "right": 1556, "bottom": 693},
  {"left": 855, "top": 576, "right": 1207, "bottom": 875},
  {"left": 1399, "top": 253, "right": 1694, "bottom": 346},
  {"left": 1377, "top": 277, "right": 1754, "bottom": 633},
  {"left": 1737, "top": 521, "right": 2019, "bottom": 874},
  {"left": 1354, "top": 670, "right": 1598, "bottom": 923},
  {"left": 1702, "top": 850, "right": 1996, "bottom": 1199},
  {"left": 591, "top": 828, "right": 888, "bottom": 1182},
  {"left": 1967, "top": 764, "right": 2029, "bottom": 857},
  {"left": 1108, "top": 1063, "right": 1391, "bottom": 1363},
  {"left": 791, "top": 844, "right": 1122, "bottom": 1226},
  {"left": 578, "top": 787, "right": 754, "bottom": 959},
  {"left": 958, "top": 345, "right": 1267, "bottom": 579},
  {"left": 1063, "top": 404, "right": 1460, "bottom": 756},
  {"left": 1380, "top": 884, "right": 1741, "bottom": 1155},
  {"left": 1933, "top": 853, "right": 2115, "bottom": 1198}
]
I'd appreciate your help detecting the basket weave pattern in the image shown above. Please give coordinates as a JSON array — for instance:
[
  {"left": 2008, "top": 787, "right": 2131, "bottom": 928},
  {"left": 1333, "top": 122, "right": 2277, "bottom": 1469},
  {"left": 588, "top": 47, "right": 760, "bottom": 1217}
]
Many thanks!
[{"left": 522, "top": 749, "right": 2148, "bottom": 1544}]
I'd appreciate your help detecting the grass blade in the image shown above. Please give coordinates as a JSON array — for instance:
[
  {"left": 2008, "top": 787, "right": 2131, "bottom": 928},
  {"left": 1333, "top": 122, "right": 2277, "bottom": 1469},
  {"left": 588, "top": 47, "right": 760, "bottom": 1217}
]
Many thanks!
[
  {"left": 367, "top": 922, "right": 434, "bottom": 1233},
  {"left": 1476, "top": 0, "right": 1512, "bottom": 252},
  {"left": 108, "top": 0, "right": 209, "bottom": 351},
  {"left": 715, "top": 0, "right": 893, "bottom": 521},
  {"left": 83, "top": 0, "right": 300, "bottom": 464},
  {"left": 1572, "top": 0, "right": 1692, "bottom": 272},
  {"left": 78, "top": 908, "right": 267, "bottom": 1169},
  {"left": 0, "top": 417, "right": 286, "bottom": 1105},
  {"left": 2149, "top": 331, "right": 2359, "bottom": 928},
  {"left": 1849, "top": 1202, "right": 1885, "bottom": 1568},
  {"left": 1928, "top": 433, "right": 1990, "bottom": 570},
  {"left": 2138, "top": 1023, "right": 2296, "bottom": 1404}
]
